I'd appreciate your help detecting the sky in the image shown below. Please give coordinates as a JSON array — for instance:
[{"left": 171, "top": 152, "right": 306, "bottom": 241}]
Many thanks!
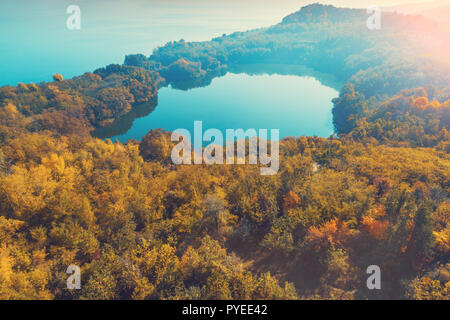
[
  {"left": 108, "top": 0, "right": 438, "bottom": 9},
  {"left": 85, "top": 0, "right": 436, "bottom": 6}
]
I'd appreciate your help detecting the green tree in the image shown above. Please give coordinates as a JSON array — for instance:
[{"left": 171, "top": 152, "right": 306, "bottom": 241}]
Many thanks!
[{"left": 332, "top": 83, "right": 368, "bottom": 134}]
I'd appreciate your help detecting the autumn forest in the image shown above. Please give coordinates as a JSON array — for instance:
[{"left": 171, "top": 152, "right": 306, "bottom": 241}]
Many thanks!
[{"left": 0, "top": 3, "right": 449, "bottom": 300}]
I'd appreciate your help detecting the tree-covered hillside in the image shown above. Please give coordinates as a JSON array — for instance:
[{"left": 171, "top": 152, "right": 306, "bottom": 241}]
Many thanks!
[{"left": 0, "top": 4, "right": 448, "bottom": 300}]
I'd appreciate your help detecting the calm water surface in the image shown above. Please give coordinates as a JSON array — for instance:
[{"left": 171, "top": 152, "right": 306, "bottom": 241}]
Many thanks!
[{"left": 108, "top": 72, "right": 339, "bottom": 142}]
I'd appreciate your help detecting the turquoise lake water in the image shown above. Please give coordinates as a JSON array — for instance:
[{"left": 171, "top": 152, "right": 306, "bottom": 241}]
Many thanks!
[{"left": 107, "top": 72, "right": 339, "bottom": 142}]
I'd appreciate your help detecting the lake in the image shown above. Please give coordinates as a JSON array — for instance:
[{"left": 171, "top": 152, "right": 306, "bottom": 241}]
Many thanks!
[
  {"left": 102, "top": 71, "right": 339, "bottom": 142},
  {"left": 1, "top": 1, "right": 340, "bottom": 141}
]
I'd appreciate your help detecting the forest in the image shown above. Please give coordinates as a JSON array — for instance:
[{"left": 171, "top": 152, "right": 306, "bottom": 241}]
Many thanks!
[{"left": 0, "top": 4, "right": 448, "bottom": 300}]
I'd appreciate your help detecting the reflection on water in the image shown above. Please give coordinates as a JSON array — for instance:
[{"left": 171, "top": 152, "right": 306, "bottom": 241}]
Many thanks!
[
  {"left": 93, "top": 97, "right": 158, "bottom": 140},
  {"left": 229, "top": 64, "right": 342, "bottom": 92},
  {"left": 97, "top": 65, "right": 340, "bottom": 143}
]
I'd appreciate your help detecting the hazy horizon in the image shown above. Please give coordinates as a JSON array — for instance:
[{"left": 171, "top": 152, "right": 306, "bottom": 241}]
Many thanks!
[{"left": 1, "top": 0, "right": 447, "bottom": 85}]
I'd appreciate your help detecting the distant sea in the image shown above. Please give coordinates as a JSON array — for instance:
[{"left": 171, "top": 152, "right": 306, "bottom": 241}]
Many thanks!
[{"left": 0, "top": 0, "right": 301, "bottom": 86}]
